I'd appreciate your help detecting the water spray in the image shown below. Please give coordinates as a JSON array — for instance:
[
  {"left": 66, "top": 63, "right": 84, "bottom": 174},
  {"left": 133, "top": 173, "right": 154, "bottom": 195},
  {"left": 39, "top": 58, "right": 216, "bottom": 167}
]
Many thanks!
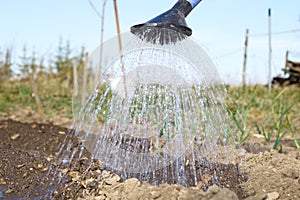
[
  {"left": 63, "top": 0, "right": 244, "bottom": 192},
  {"left": 131, "top": 0, "right": 203, "bottom": 44}
]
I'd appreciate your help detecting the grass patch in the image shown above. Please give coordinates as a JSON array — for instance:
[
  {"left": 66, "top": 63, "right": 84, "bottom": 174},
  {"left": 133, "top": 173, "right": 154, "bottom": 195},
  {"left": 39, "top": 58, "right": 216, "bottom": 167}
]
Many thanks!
[
  {"left": 0, "top": 79, "right": 73, "bottom": 118},
  {"left": 227, "top": 85, "right": 300, "bottom": 149},
  {"left": 1, "top": 79, "right": 299, "bottom": 149}
]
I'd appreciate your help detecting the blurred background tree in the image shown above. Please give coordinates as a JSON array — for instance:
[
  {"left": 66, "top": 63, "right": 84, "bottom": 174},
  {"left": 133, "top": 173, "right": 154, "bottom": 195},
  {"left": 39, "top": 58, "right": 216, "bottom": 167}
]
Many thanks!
[{"left": 0, "top": 47, "right": 13, "bottom": 82}]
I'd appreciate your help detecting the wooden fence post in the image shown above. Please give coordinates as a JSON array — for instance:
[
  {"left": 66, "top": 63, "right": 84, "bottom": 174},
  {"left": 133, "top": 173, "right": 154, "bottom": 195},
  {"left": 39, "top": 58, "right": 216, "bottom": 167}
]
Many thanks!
[
  {"left": 284, "top": 51, "right": 289, "bottom": 75},
  {"left": 73, "top": 58, "right": 78, "bottom": 97},
  {"left": 242, "top": 29, "right": 249, "bottom": 87},
  {"left": 113, "top": 0, "right": 128, "bottom": 98},
  {"left": 31, "top": 58, "right": 44, "bottom": 116},
  {"left": 82, "top": 52, "right": 89, "bottom": 104},
  {"left": 268, "top": 8, "right": 272, "bottom": 91}
]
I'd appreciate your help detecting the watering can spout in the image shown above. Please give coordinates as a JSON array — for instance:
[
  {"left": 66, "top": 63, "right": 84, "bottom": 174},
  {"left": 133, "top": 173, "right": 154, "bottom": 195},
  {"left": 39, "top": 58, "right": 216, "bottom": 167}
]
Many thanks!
[{"left": 130, "top": 0, "right": 203, "bottom": 44}]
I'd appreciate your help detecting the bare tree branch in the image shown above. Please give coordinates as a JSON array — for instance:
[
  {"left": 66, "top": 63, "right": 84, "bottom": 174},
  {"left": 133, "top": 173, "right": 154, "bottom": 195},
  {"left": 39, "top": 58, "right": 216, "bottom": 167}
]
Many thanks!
[{"left": 87, "top": 0, "right": 102, "bottom": 18}]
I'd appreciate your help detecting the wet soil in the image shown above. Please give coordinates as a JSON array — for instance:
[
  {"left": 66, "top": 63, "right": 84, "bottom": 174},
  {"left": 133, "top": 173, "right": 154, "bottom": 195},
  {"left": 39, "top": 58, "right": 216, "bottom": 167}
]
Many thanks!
[{"left": 0, "top": 110, "right": 300, "bottom": 200}]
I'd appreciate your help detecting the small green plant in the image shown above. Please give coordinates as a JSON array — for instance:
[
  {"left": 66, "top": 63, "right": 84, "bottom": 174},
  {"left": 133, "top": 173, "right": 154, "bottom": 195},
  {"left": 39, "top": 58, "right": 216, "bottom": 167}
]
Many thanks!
[
  {"left": 293, "top": 132, "right": 300, "bottom": 149},
  {"left": 224, "top": 86, "right": 257, "bottom": 145},
  {"left": 255, "top": 88, "right": 297, "bottom": 150},
  {"left": 255, "top": 105, "right": 296, "bottom": 150},
  {"left": 92, "top": 83, "right": 112, "bottom": 123}
]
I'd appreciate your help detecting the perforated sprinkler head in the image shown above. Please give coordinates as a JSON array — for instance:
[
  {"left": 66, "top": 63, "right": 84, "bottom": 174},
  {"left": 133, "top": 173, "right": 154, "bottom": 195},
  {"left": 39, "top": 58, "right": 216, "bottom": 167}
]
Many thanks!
[{"left": 130, "top": 0, "right": 203, "bottom": 44}]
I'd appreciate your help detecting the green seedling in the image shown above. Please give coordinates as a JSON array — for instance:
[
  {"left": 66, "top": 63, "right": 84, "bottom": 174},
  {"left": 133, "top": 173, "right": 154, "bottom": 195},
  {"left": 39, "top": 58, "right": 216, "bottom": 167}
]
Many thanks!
[
  {"left": 255, "top": 88, "right": 296, "bottom": 150},
  {"left": 229, "top": 86, "right": 257, "bottom": 145},
  {"left": 293, "top": 133, "right": 300, "bottom": 149},
  {"left": 272, "top": 105, "right": 295, "bottom": 150}
]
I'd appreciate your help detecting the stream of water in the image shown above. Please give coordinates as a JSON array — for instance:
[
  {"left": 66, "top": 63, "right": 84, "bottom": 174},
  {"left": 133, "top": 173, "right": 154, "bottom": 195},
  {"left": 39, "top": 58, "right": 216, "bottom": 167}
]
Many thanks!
[{"left": 44, "top": 29, "right": 242, "bottom": 198}]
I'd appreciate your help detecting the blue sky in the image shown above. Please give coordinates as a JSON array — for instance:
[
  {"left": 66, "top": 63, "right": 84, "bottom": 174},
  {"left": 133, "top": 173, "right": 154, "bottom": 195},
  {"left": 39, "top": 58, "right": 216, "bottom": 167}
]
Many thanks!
[{"left": 1, "top": 0, "right": 300, "bottom": 85}]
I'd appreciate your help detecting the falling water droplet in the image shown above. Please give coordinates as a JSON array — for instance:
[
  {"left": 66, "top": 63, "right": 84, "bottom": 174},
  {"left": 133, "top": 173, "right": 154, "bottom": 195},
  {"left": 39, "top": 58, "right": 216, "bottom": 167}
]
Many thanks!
[{"left": 40, "top": 29, "right": 247, "bottom": 200}]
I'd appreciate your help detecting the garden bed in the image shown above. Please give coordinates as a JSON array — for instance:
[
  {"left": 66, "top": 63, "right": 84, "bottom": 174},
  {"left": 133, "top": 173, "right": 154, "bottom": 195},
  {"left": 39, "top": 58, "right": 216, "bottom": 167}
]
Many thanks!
[{"left": 0, "top": 110, "right": 299, "bottom": 199}]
